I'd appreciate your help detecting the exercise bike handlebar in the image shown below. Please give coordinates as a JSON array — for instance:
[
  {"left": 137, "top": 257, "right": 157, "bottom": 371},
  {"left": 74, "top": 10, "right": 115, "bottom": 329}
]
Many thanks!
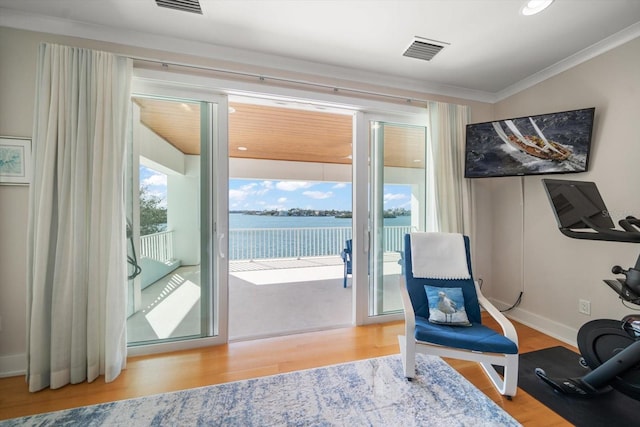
[
  {"left": 620, "top": 216, "right": 640, "bottom": 233},
  {"left": 559, "top": 215, "right": 640, "bottom": 243}
]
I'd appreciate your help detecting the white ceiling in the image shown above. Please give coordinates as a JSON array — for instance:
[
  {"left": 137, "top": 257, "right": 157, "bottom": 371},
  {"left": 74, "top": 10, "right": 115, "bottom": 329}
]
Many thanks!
[{"left": 2, "top": 0, "right": 640, "bottom": 102}]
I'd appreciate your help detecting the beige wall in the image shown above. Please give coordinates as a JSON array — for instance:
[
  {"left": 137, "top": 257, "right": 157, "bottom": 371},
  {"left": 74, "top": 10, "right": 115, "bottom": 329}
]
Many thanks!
[
  {"left": 11, "top": 22, "right": 637, "bottom": 371},
  {"left": 8, "top": 24, "right": 637, "bottom": 372},
  {"left": 0, "top": 26, "right": 494, "bottom": 374},
  {"left": 488, "top": 37, "right": 640, "bottom": 342},
  {"left": 0, "top": 28, "right": 38, "bottom": 364}
]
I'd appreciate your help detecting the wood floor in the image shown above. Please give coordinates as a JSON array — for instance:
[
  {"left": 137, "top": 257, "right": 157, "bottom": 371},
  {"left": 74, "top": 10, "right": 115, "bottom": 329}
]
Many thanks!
[{"left": 0, "top": 316, "right": 575, "bottom": 425}]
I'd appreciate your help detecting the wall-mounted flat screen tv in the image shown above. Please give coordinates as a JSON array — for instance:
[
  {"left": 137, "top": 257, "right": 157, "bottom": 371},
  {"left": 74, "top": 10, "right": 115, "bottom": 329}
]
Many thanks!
[{"left": 464, "top": 107, "right": 595, "bottom": 178}]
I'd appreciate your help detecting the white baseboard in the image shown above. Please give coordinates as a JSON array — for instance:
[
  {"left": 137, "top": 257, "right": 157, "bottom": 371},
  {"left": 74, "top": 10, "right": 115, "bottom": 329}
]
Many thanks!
[
  {"left": 489, "top": 297, "right": 578, "bottom": 348},
  {"left": 0, "top": 353, "right": 26, "bottom": 378}
]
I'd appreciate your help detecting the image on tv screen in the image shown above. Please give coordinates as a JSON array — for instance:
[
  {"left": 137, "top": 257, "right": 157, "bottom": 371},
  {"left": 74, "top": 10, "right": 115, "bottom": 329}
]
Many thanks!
[{"left": 464, "top": 107, "right": 595, "bottom": 178}]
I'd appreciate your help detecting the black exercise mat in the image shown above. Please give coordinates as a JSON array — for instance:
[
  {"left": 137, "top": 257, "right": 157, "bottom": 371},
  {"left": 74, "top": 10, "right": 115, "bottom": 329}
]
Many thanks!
[{"left": 518, "top": 346, "right": 640, "bottom": 426}]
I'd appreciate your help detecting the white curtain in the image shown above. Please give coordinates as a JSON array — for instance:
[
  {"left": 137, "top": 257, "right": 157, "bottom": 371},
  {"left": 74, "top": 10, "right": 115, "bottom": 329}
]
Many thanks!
[
  {"left": 428, "top": 101, "right": 473, "bottom": 237},
  {"left": 26, "top": 43, "right": 132, "bottom": 391}
]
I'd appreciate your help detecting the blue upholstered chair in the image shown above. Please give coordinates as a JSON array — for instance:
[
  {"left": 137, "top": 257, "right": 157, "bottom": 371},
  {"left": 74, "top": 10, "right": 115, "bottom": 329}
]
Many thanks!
[
  {"left": 340, "top": 239, "right": 352, "bottom": 288},
  {"left": 398, "top": 232, "right": 519, "bottom": 397}
]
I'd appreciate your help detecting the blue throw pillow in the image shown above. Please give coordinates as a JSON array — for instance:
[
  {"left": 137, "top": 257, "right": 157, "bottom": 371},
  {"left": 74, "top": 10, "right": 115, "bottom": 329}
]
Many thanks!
[{"left": 424, "top": 285, "right": 471, "bottom": 326}]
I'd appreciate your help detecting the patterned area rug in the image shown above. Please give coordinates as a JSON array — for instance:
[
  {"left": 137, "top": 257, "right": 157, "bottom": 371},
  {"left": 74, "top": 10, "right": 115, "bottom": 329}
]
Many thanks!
[{"left": 0, "top": 354, "right": 520, "bottom": 426}]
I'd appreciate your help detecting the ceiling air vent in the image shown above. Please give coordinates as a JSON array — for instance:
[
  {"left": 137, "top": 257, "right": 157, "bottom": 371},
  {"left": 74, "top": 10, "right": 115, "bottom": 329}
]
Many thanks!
[
  {"left": 155, "top": 0, "right": 203, "bottom": 14},
  {"left": 403, "top": 38, "right": 448, "bottom": 61}
]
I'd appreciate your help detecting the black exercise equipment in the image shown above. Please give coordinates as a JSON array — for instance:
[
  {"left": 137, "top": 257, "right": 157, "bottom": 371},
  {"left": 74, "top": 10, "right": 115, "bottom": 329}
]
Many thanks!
[{"left": 534, "top": 179, "right": 640, "bottom": 400}]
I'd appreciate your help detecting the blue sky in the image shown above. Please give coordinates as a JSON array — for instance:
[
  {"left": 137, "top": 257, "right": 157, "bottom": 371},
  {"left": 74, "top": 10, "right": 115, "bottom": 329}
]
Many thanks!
[
  {"left": 140, "top": 166, "right": 411, "bottom": 211},
  {"left": 140, "top": 165, "right": 168, "bottom": 207},
  {"left": 229, "top": 179, "right": 411, "bottom": 211}
]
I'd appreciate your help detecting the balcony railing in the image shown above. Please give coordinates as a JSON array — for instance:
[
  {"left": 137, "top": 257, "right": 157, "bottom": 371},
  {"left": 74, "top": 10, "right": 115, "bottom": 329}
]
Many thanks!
[
  {"left": 228, "top": 225, "right": 414, "bottom": 261},
  {"left": 140, "top": 230, "right": 174, "bottom": 262},
  {"left": 139, "top": 226, "right": 415, "bottom": 263}
]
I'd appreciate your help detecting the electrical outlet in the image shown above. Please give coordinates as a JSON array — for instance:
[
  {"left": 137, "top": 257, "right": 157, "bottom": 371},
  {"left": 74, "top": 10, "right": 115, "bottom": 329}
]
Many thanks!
[{"left": 579, "top": 299, "right": 591, "bottom": 315}]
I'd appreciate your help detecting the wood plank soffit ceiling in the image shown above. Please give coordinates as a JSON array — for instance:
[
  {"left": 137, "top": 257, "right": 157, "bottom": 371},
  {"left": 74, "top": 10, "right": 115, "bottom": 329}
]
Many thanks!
[{"left": 134, "top": 97, "right": 425, "bottom": 169}]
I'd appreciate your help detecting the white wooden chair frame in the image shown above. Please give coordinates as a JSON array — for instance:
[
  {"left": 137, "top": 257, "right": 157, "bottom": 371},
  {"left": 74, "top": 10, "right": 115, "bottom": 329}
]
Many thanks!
[{"left": 398, "top": 278, "right": 519, "bottom": 397}]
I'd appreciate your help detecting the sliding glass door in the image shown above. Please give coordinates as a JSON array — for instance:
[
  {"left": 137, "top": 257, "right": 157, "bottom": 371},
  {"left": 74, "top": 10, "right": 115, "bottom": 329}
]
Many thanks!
[
  {"left": 367, "top": 118, "right": 427, "bottom": 317},
  {"left": 125, "top": 85, "right": 228, "bottom": 347},
  {"left": 124, "top": 70, "right": 430, "bottom": 352}
]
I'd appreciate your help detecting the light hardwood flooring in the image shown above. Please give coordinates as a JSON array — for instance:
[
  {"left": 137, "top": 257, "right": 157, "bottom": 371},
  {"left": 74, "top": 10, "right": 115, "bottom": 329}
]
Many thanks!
[{"left": 0, "top": 316, "right": 575, "bottom": 425}]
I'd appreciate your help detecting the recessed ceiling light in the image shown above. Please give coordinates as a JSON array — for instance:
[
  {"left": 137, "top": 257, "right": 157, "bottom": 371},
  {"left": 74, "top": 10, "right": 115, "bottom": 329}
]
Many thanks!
[
  {"left": 521, "top": 0, "right": 554, "bottom": 16},
  {"left": 237, "top": 146, "right": 248, "bottom": 151}
]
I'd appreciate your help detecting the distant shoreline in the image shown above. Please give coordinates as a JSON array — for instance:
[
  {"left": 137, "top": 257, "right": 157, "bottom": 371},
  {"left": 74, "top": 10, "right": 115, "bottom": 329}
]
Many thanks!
[{"left": 229, "top": 208, "right": 410, "bottom": 218}]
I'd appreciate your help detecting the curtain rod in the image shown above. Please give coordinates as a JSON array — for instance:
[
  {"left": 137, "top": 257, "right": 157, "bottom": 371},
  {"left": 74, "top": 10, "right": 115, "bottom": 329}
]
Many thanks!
[{"left": 130, "top": 56, "right": 431, "bottom": 106}]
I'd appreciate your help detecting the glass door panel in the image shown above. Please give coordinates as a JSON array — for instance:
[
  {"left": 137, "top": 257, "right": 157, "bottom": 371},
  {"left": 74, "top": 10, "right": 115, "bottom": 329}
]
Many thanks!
[
  {"left": 126, "top": 95, "right": 217, "bottom": 345},
  {"left": 369, "top": 121, "right": 427, "bottom": 316}
]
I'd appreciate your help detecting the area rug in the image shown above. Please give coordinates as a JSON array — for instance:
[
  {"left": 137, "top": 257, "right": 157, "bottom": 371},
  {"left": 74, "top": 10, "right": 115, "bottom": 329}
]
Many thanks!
[
  {"left": 517, "top": 346, "right": 640, "bottom": 426},
  {"left": 0, "top": 354, "right": 519, "bottom": 426}
]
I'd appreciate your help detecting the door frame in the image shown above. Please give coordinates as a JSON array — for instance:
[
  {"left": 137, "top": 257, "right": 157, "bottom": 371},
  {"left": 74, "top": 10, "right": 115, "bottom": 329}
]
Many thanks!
[
  {"left": 354, "top": 112, "right": 429, "bottom": 326},
  {"left": 128, "top": 77, "right": 229, "bottom": 356},
  {"left": 128, "top": 69, "right": 428, "bottom": 355}
]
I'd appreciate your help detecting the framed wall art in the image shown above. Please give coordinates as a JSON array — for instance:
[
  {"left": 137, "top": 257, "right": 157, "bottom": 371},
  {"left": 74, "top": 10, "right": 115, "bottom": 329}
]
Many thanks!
[{"left": 0, "top": 136, "right": 32, "bottom": 185}]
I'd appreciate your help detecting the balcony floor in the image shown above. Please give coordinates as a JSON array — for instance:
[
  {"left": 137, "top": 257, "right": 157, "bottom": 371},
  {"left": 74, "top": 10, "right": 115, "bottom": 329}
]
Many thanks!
[{"left": 127, "top": 254, "right": 402, "bottom": 344}]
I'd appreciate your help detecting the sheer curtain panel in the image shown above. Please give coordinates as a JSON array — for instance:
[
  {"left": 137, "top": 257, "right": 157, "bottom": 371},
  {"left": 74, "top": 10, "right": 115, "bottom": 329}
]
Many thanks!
[
  {"left": 26, "top": 43, "right": 132, "bottom": 391},
  {"left": 428, "top": 101, "right": 474, "bottom": 237}
]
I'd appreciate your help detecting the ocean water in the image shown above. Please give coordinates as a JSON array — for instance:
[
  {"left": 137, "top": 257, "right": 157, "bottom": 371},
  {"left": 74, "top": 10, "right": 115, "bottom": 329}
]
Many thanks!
[
  {"left": 229, "top": 213, "right": 411, "bottom": 229},
  {"left": 228, "top": 213, "right": 412, "bottom": 260}
]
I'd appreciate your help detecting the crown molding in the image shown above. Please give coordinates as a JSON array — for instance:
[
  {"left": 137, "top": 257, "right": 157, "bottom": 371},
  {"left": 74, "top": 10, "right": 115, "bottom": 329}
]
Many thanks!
[
  {"left": 2, "top": 8, "right": 637, "bottom": 106},
  {"left": 0, "top": 8, "right": 495, "bottom": 103},
  {"left": 495, "top": 21, "right": 640, "bottom": 102}
]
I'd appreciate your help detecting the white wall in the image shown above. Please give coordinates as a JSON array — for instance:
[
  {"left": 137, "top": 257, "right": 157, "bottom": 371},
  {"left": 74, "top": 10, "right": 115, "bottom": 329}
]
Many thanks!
[
  {"left": 487, "top": 37, "right": 640, "bottom": 344},
  {"left": 138, "top": 120, "right": 185, "bottom": 176},
  {"left": 168, "top": 156, "right": 200, "bottom": 265},
  {"left": 230, "top": 157, "right": 352, "bottom": 182}
]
